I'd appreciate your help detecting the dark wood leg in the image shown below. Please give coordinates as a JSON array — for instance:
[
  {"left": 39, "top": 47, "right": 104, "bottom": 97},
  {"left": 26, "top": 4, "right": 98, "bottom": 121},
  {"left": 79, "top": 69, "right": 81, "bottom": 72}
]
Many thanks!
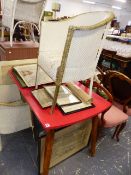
[
  {"left": 90, "top": 116, "right": 99, "bottom": 157},
  {"left": 37, "top": 140, "right": 41, "bottom": 175},
  {"left": 116, "top": 122, "right": 126, "bottom": 142},
  {"left": 30, "top": 110, "right": 38, "bottom": 141},
  {"left": 121, "top": 62, "right": 127, "bottom": 73},
  {"left": 42, "top": 130, "right": 55, "bottom": 175},
  {"left": 112, "top": 125, "right": 120, "bottom": 140},
  {"left": 0, "top": 135, "right": 2, "bottom": 152}
]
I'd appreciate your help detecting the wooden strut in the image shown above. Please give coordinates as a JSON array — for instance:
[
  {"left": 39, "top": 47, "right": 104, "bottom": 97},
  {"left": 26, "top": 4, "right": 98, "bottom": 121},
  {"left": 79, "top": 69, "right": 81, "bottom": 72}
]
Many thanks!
[
  {"left": 42, "top": 130, "right": 55, "bottom": 175},
  {"left": 90, "top": 116, "right": 99, "bottom": 157}
]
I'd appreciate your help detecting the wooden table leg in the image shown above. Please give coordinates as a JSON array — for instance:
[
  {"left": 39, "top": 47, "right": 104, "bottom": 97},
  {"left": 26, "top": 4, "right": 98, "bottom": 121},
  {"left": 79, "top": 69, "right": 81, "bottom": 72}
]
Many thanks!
[
  {"left": 90, "top": 116, "right": 99, "bottom": 157},
  {"left": 42, "top": 130, "right": 55, "bottom": 175},
  {"left": 0, "top": 135, "right": 2, "bottom": 152}
]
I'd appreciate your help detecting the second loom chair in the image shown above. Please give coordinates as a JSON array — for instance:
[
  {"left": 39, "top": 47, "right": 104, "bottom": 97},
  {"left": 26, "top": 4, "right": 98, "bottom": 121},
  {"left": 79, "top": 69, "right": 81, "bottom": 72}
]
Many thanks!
[{"left": 1, "top": 0, "right": 46, "bottom": 46}]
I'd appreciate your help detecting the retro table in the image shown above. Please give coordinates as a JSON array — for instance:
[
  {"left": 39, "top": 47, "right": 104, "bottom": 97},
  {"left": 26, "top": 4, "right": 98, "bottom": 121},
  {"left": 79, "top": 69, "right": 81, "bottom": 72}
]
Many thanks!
[{"left": 9, "top": 70, "right": 112, "bottom": 175}]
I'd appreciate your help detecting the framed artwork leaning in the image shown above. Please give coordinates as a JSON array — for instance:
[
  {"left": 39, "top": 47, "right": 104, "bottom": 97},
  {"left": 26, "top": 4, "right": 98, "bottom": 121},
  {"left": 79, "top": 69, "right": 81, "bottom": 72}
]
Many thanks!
[
  {"left": 13, "top": 64, "right": 53, "bottom": 87},
  {"left": 32, "top": 88, "right": 53, "bottom": 108},
  {"left": 44, "top": 85, "right": 80, "bottom": 106}
]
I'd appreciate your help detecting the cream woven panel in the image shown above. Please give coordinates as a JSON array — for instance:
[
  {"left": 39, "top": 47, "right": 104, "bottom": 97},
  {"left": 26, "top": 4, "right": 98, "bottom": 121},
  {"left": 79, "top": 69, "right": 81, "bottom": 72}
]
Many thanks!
[
  {"left": 38, "top": 22, "right": 69, "bottom": 80},
  {"left": 0, "top": 104, "right": 31, "bottom": 134},
  {"left": 15, "top": 0, "right": 44, "bottom": 23},
  {"left": 38, "top": 12, "right": 111, "bottom": 82},
  {"left": 39, "top": 11, "right": 111, "bottom": 52},
  {"left": 62, "top": 27, "right": 105, "bottom": 82},
  {"left": 0, "top": 59, "right": 36, "bottom": 135},
  {"left": 0, "top": 84, "right": 21, "bottom": 103},
  {"left": 38, "top": 51, "right": 62, "bottom": 80},
  {"left": 2, "top": 0, "right": 17, "bottom": 28},
  {"left": 39, "top": 22, "right": 68, "bottom": 54}
]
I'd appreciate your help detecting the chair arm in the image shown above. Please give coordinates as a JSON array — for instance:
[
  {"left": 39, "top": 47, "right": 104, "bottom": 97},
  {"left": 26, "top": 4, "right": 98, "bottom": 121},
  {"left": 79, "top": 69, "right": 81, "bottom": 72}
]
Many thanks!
[
  {"left": 84, "top": 80, "right": 113, "bottom": 125},
  {"left": 84, "top": 80, "right": 113, "bottom": 103},
  {"left": 93, "top": 82, "right": 113, "bottom": 124},
  {"left": 0, "top": 100, "right": 27, "bottom": 107},
  {"left": 93, "top": 81, "right": 113, "bottom": 102},
  {"left": 96, "top": 66, "right": 105, "bottom": 76},
  {"left": 96, "top": 66, "right": 105, "bottom": 84}
]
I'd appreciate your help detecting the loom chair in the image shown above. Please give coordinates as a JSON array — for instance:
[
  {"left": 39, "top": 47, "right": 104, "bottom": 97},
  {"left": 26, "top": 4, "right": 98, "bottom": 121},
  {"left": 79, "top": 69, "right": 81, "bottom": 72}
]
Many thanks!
[
  {"left": 84, "top": 80, "right": 128, "bottom": 141},
  {"left": 0, "top": 101, "right": 32, "bottom": 152},
  {"left": 35, "top": 11, "right": 115, "bottom": 114},
  {"left": 1, "top": 0, "right": 46, "bottom": 46}
]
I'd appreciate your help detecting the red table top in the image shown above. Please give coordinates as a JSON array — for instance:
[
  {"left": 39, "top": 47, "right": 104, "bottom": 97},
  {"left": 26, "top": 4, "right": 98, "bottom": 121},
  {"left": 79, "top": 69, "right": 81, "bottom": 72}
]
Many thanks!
[{"left": 9, "top": 70, "right": 111, "bottom": 131}]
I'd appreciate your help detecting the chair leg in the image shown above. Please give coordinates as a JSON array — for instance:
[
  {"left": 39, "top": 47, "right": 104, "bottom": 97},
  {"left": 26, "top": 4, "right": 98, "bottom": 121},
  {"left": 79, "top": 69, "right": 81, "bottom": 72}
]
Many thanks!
[
  {"left": 1, "top": 27, "right": 5, "bottom": 41},
  {"left": 90, "top": 116, "right": 99, "bottom": 157},
  {"left": 31, "top": 24, "right": 35, "bottom": 42},
  {"left": 37, "top": 139, "right": 41, "bottom": 175},
  {"left": 112, "top": 125, "right": 121, "bottom": 140},
  {"left": 35, "top": 65, "right": 40, "bottom": 90},
  {"left": 0, "top": 135, "right": 2, "bottom": 152},
  {"left": 116, "top": 122, "right": 126, "bottom": 142},
  {"left": 50, "top": 84, "right": 60, "bottom": 114},
  {"left": 10, "top": 31, "right": 13, "bottom": 47}
]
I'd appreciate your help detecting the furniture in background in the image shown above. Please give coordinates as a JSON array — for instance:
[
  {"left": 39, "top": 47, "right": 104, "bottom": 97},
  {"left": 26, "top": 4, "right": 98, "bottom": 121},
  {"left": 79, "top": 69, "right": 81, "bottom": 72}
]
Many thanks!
[
  {"left": 101, "top": 70, "right": 131, "bottom": 115},
  {"left": 99, "top": 103, "right": 128, "bottom": 142},
  {"left": 108, "top": 19, "right": 120, "bottom": 35},
  {"left": 84, "top": 80, "right": 128, "bottom": 141},
  {"left": 99, "top": 37, "right": 131, "bottom": 78},
  {"left": 96, "top": 69, "right": 131, "bottom": 139},
  {"left": 98, "top": 49, "right": 117, "bottom": 71},
  {"left": 1, "top": 0, "right": 46, "bottom": 46},
  {"left": 0, "top": 41, "right": 39, "bottom": 61},
  {"left": 99, "top": 49, "right": 131, "bottom": 78},
  {"left": 125, "top": 25, "right": 131, "bottom": 32},
  {"left": 35, "top": 11, "right": 114, "bottom": 113},
  {"left": 10, "top": 70, "right": 112, "bottom": 175}
]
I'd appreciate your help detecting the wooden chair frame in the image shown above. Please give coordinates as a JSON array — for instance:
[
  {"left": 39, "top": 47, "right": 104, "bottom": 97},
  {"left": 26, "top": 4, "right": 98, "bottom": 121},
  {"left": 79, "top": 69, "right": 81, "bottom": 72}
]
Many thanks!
[
  {"left": 96, "top": 68, "right": 131, "bottom": 112},
  {"left": 84, "top": 80, "right": 127, "bottom": 141},
  {"left": 108, "top": 71, "right": 131, "bottom": 112}
]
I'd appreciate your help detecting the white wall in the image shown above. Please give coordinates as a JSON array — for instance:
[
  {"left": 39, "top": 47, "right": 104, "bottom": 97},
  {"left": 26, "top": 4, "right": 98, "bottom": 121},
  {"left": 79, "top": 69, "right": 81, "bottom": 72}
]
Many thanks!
[
  {"left": 45, "top": 0, "right": 111, "bottom": 16},
  {"left": 117, "top": 13, "right": 131, "bottom": 28},
  {"left": 45, "top": 0, "right": 131, "bottom": 28}
]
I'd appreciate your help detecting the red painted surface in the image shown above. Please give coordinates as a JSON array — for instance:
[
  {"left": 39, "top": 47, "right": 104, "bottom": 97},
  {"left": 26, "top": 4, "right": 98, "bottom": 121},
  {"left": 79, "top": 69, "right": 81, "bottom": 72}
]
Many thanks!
[{"left": 9, "top": 69, "right": 111, "bottom": 131}]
